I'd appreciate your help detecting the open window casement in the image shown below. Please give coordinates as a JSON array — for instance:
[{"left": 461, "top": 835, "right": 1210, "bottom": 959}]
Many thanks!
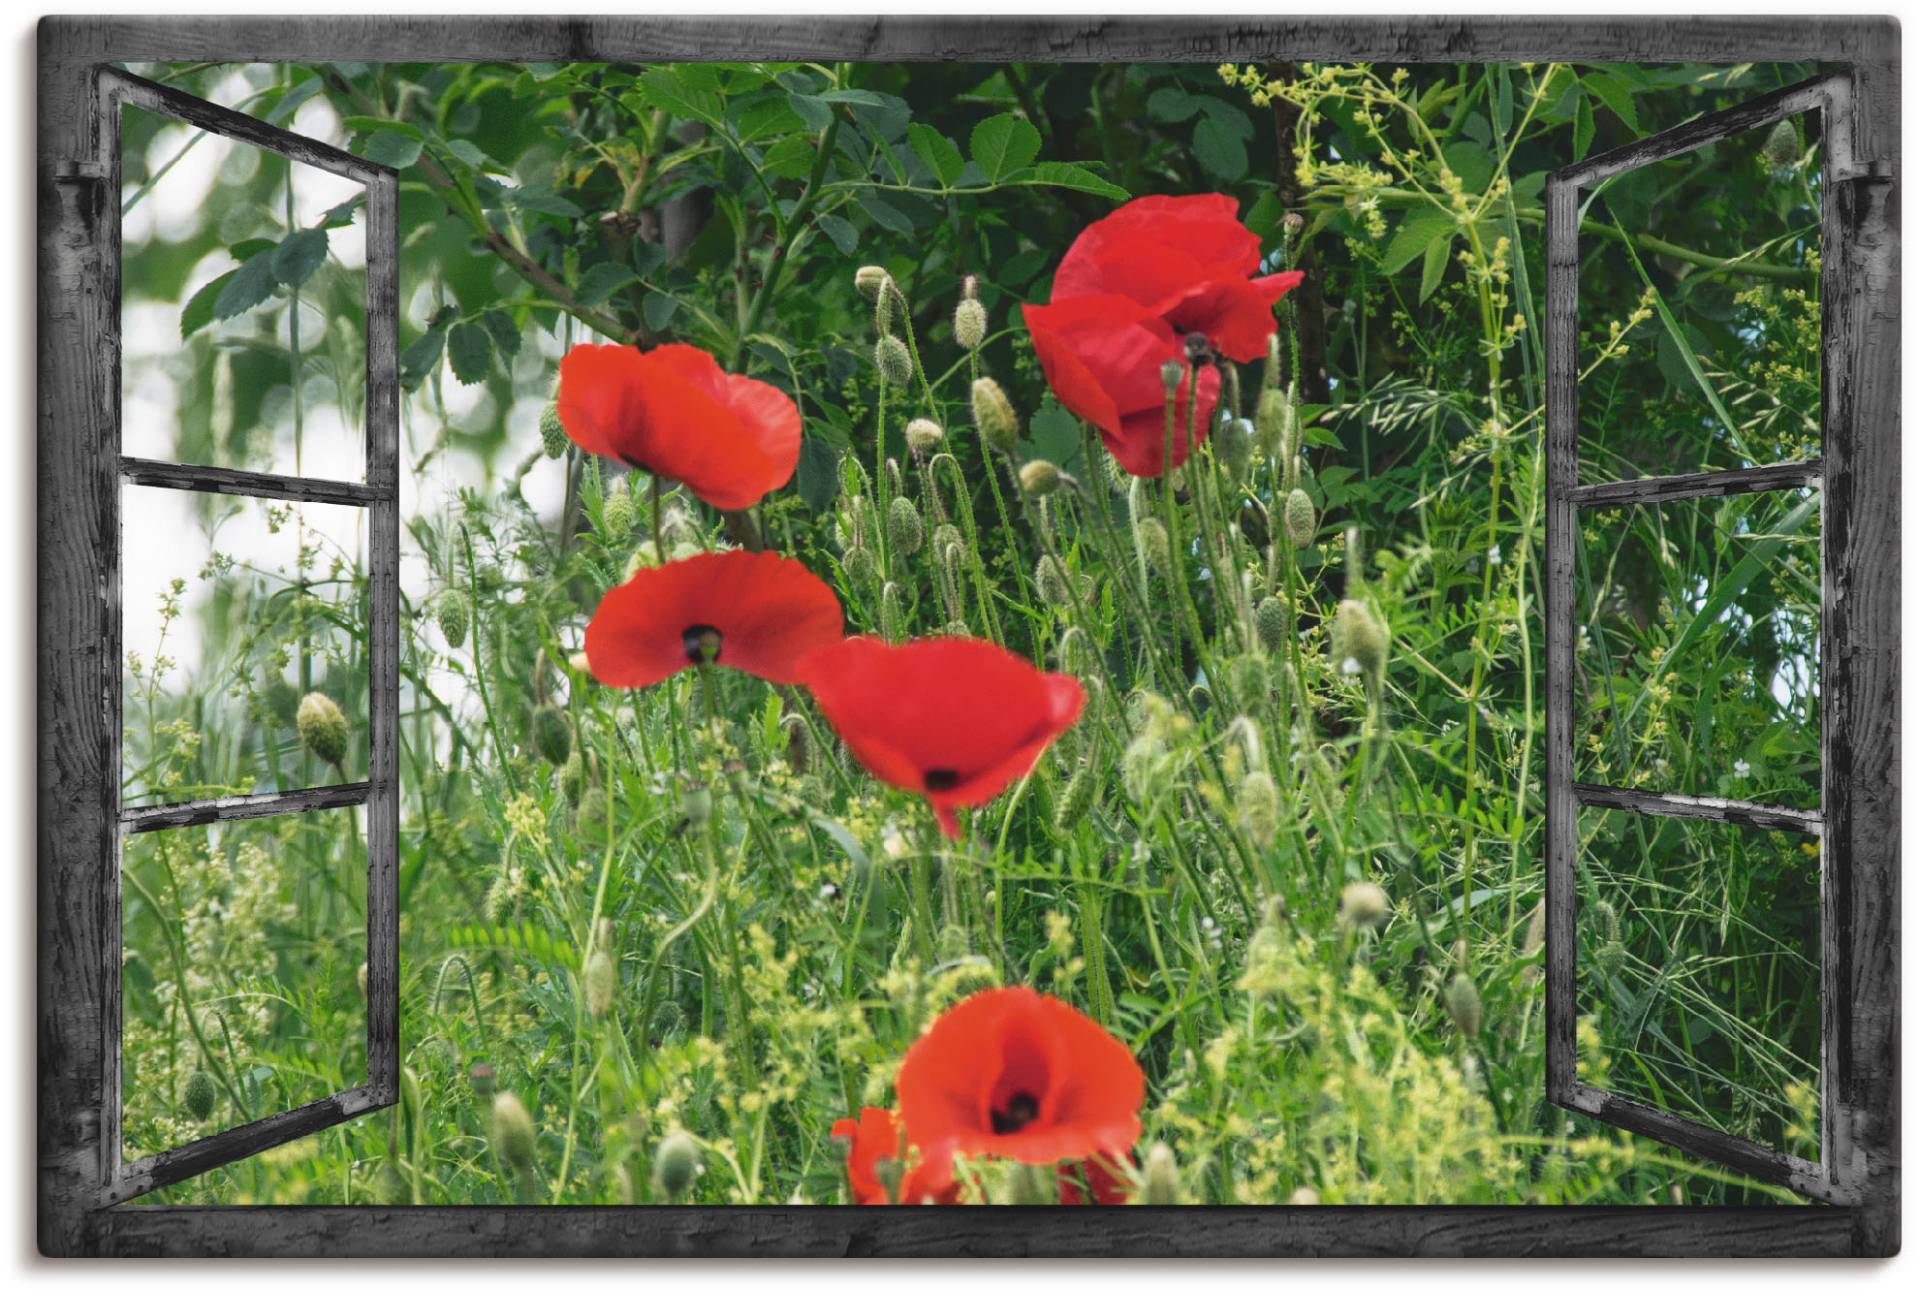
[
  {"left": 88, "top": 67, "right": 401, "bottom": 1206},
  {"left": 1545, "top": 71, "right": 1896, "bottom": 1217}
]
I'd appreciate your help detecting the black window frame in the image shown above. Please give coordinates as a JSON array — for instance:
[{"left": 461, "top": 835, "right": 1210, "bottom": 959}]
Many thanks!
[{"left": 38, "top": 14, "right": 1898, "bottom": 1258}]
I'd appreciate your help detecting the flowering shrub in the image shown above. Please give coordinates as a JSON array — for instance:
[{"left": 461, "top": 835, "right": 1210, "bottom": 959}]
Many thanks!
[{"left": 119, "top": 58, "right": 1823, "bottom": 1207}]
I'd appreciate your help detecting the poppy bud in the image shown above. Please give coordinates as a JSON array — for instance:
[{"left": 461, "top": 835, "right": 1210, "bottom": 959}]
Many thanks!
[
  {"left": 372, "top": 1160, "right": 408, "bottom": 1205},
  {"left": 1255, "top": 387, "right": 1292, "bottom": 455},
  {"left": 841, "top": 544, "right": 876, "bottom": 583},
  {"left": 558, "top": 747, "right": 586, "bottom": 804},
  {"left": 296, "top": 691, "right": 349, "bottom": 767},
  {"left": 1288, "top": 1184, "right": 1320, "bottom": 1204},
  {"left": 1763, "top": 117, "right": 1800, "bottom": 168},
  {"left": 485, "top": 872, "right": 514, "bottom": 922},
  {"left": 781, "top": 713, "right": 810, "bottom": 775},
  {"left": 681, "top": 783, "right": 712, "bottom": 829},
  {"left": 1338, "top": 880, "right": 1390, "bottom": 931},
  {"left": 1227, "top": 653, "right": 1268, "bottom": 710},
  {"left": 1444, "top": 972, "right": 1482, "bottom": 1039},
  {"left": 931, "top": 523, "right": 965, "bottom": 564},
  {"left": 1218, "top": 417, "right": 1254, "bottom": 480},
  {"left": 539, "top": 402, "right": 567, "bottom": 459},
  {"left": 576, "top": 785, "right": 610, "bottom": 836},
  {"left": 1133, "top": 516, "right": 1171, "bottom": 580},
  {"left": 880, "top": 580, "right": 907, "bottom": 641},
  {"left": 1140, "top": 1142, "right": 1182, "bottom": 1205},
  {"left": 1263, "top": 333, "right": 1282, "bottom": 391},
  {"left": 1330, "top": 598, "right": 1389, "bottom": 686},
  {"left": 652, "top": 1130, "right": 700, "bottom": 1200},
  {"left": 602, "top": 483, "right": 635, "bottom": 537},
  {"left": 1053, "top": 763, "right": 1098, "bottom": 834},
  {"left": 1034, "top": 553, "right": 1072, "bottom": 608},
  {"left": 183, "top": 1066, "right": 216, "bottom": 1121},
  {"left": 1283, "top": 488, "right": 1316, "bottom": 549},
  {"left": 875, "top": 335, "right": 914, "bottom": 386},
  {"left": 887, "top": 497, "right": 924, "bottom": 556},
  {"left": 971, "top": 377, "right": 1019, "bottom": 454},
  {"left": 934, "top": 923, "right": 971, "bottom": 962},
  {"left": 960, "top": 273, "right": 980, "bottom": 301},
  {"left": 905, "top": 418, "right": 945, "bottom": 455},
  {"left": 998, "top": 1162, "right": 1056, "bottom": 1206},
  {"left": 491, "top": 1091, "right": 536, "bottom": 1173},
  {"left": 1237, "top": 770, "right": 1279, "bottom": 849},
  {"left": 1019, "top": 460, "right": 1064, "bottom": 496},
  {"left": 1255, "top": 596, "right": 1288, "bottom": 653},
  {"left": 582, "top": 947, "right": 616, "bottom": 1018},
  {"left": 469, "top": 1061, "right": 496, "bottom": 1097},
  {"left": 854, "top": 265, "right": 892, "bottom": 301},
  {"left": 436, "top": 592, "right": 469, "bottom": 649},
  {"left": 1282, "top": 211, "right": 1306, "bottom": 235},
  {"left": 1160, "top": 360, "right": 1185, "bottom": 393},
  {"left": 953, "top": 297, "right": 988, "bottom": 351},
  {"left": 529, "top": 703, "right": 572, "bottom": 766}
]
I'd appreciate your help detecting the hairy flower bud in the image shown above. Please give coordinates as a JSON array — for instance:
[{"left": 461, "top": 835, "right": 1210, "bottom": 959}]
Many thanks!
[
  {"left": 840, "top": 543, "right": 876, "bottom": 583},
  {"left": 559, "top": 747, "right": 586, "bottom": 804},
  {"left": 1237, "top": 770, "right": 1280, "bottom": 849},
  {"left": 1019, "top": 460, "right": 1064, "bottom": 496},
  {"left": 1444, "top": 972, "right": 1483, "bottom": 1039},
  {"left": 931, "top": 523, "right": 965, "bottom": 564},
  {"left": 1283, "top": 488, "right": 1316, "bottom": 549},
  {"left": 576, "top": 785, "right": 610, "bottom": 836},
  {"left": 875, "top": 335, "right": 913, "bottom": 386},
  {"left": 529, "top": 703, "right": 572, "bottom": 767},
  {"left": 971, "top": 377, "right": 1019, "bottom": 454},
  {"left": 1330, "top": 597, "right": 1389, "bottom": 686},
  {"left": 1255, "top": 386, "right": 1294, "bottom": 456},
  {"left": 1053, "top": 763, "right": 1098, "bottom": 835},
  {"left": 1218, "top": 417, "right": 1254, "bottom": 480},
  {"left": 905, "top": 418, "right": 945, "bottom": 454},
  {"left": 1255, "top": 596, "right": 1288, "bottom": 653},
  {"left": 297, "top": 691, "right": 349, "bottom": 767},
  {"left": 1133, "top": 516, "right": 1171, "bottom": 580},
  {"left": 953, "top": 297, "right": 988, "bottom": 351},
  {"left": 485, "top": 872, "right": 514, "bottom": 922},
  {"left": 1338, "top": 880, "right": 1389, "bottom": 931},
  {"left": 1160, "top": 359, "right": 1185, "bottom": 393},
  {"left": 854, "top": 265, "right": 891, "bottom": 301},
  {"left": 538, "top": 402, "right": 568, "bottom": 459},
  {"left": 880, "top": 580, "right": 907, "bottom": 641},
  {"left": 183, "top": 1067, "right": 216, "bottom": 1121},
  {"left": 652, "top": 1130, "right": 700, "bottom": 1200},
  {"left": 436, "top": 592, "right": 469, "bottom": 649},
  {"left": 1763, "top": 117, "right": 1801, "bottom": 168},
  {"left": 886, "top": 496, "right": 924, "bottom": 556},
  {"left": 602, "top": 483, "right": 635, "bottom": 537},
  {"left": 490, "top": 1091, "right": 536, "bottom": 1173},
  {"left": 1034, "top": 553, "right": 1072, "bottom": 607},
  {"left": 1140, "top": 1142, "right": 1183, "bottom": 1205},
  {"left": 583, "top": 947, "right": 617, "bottom": 1019}
]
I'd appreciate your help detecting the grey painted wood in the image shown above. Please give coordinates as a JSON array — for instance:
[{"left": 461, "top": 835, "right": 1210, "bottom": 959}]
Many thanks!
[
  {"left": 107, "top": 1086, "right": 388, "bottom": 1206},
  {"left": 1543, "top": 173, "right": 1579, "bottom": 1114},
  {"left": 120, "top": 782, "right": 373, "bottom": 835},
  {"left": 1559, "top": 1085, "right": 1830, "bottom": 1202},
  {"left": 1571, "top": 461, "right": 1821, "bottom": 508},
  {"left": 1569, "top": 783, "right": 1823, "bottom": 836},
  {"left": 37, "top": 12, "right": 1899, "bottom": 1259},
  {"left": 1557, "top": 74, "right": 1832, "bottom": 188},
  {"left": 120, "top": 458, "right": 387, "bottom": 507}
]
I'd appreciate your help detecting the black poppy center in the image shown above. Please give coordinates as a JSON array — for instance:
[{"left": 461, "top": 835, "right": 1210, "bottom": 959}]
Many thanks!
[
  {"left": 923, "top": 767, "right": 961, "bottom": 791},
  {"left": 682, "top": 624, "right": 723, "bottom": 665},
  {"left": 991, "top": 1091, "right": 1040, "bottom": 1135}
]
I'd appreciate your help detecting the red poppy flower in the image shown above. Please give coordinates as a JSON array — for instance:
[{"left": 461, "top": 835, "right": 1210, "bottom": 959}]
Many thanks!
[
  {"left": 830, "top": 1106, "right": 960, "bottom": 1206},
  {"left": 798, "top": 637, "right": 1085, "bottom": 839},
  {"left": 1050, "top": 193, "right": 1303, "bottom": 363},
  {"left": 556, "top": 342, "right": 801, "bottom": 510},
  {"left": 1023, "top": 295, "right": 1220, "bottom": 477},
  {"left": 896, "top": 986, "right": 1144, "bottom": 1188},
  {"left": 585, "top": 549, "right": 842, "bottom": 689}
]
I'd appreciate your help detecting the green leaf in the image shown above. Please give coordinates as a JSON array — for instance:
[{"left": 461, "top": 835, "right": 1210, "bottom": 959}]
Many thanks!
[
  {"left": 180, "top": 270, "right": 237, "bottom": 338},
  {"left": 786, "top": 92, "right": 832, "bottom": 132},
  {"left": 762, "top": 134, "right": 815, "bottom": 179},
  {"left": 443, "top": 138, "right": 492, "bottom": 170},
  {"left": 638, "top": 67, "right": 722, "bottom": 127},
  {"left": 1583, "top": 71, "right": 1639, "bottom": 133},
  {"left": 1012, "top": 162, "right": 1129, "bottom": 201},
  {"left": 447, "top": 922, "right": 579, "bottom": 972},
  {"left": 1381, "top": 207, "right": 1456, "bottom": 276},
  {"left": 795, "top": 435, "right": 841, "bottom": 512},
  {"left": 1573, "top": 92, "right": 1595, "bottom": 161},
  {"left": 342, "top": 115, "right": 422, "bottom": 140},
  {"left": 318, "top": 194, "right": 365, "bottom": 229},
  {"left": 504, "top": 184, "right": 582, "bottom": 218},
  {"left": 855, "top": 189, "right": 913, "bottom": 234},
  {"left": 480, "top": 309, "right": 522, "bottom": 358},
  {"left": 359, "top": 129, "right": 422, "bottom": 169},
  {"left": 1419, "top": 230, "right": 1454, "bottom": 302},
  {"left": 398, "top": 328, "right": 447, "bottom": 391},
  {"left": 641, "top": 292, "right": 679, "bottom": 332},
  {"left": 1442, "top": 142, "right": 1495, "bottom": 194},
  {"left": 270, "top": 228, "right": 329, "bottom": 289},
  {"left": 212, "top": 252, "right": 279, "bottom": 321},
  {"left": 1192, "top": 116, "right": 1247, "bottom": 181},
  {"left": 1147, "top": 85, "right": 1198, "bottom": 123},
  {"left": 814, "top": 212, "right": 859, "bottom": 255},
  {"left": 445, "top": 320, "right": 493, "bottom": 385},
  {"left": 969, "top": 112, "right": 1041, "bottom": 182},
  {"left": 576, "top": 261, "right": 641, "bottom": 307},
  {"left": 1020, "top": 397, "right": 1086, "bottom": 478},
  {"left": 906, "top": 123, "right": 965, "bottom": 187}
]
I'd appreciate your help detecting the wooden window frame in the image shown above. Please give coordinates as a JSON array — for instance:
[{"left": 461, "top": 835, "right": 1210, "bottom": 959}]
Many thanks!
[{"left": 38, "top": 14, "right": 1898, "bottom": 1257}]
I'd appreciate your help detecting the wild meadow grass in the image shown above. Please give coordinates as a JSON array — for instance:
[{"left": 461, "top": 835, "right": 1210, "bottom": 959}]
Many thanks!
[{"left": 118, "top": 58, "right": 1823, "bottom": 1206}]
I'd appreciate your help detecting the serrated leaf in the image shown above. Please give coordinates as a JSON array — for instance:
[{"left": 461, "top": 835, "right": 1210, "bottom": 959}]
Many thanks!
[
  {"left": 576, "top": 260, "right": 641, "bottom": 307},
  {"left": 445, "top": 320, "right": 493, "bottom": 385},
  {"left": 398, "top": 328, "right": 446, "bottom": 391},
  {"left": 814, "top": 212, "right": 858, "bottom": 254},
  {"left": 641, "top": 292, "right": 679, "bottom": 332},
  {"left": 359, "top": 129, "right": 422, "bottom": 169},
  {"left": 762, "top": 134, "right": 815, "bottom": 179},
  {"left": 318, "top": 194, "right": 364, "bottom": 229},
  {"left": 212, "top": 252, "right": 279, "bottom": 321},
  {"left": 906, "top": 123, "right": 965, "bottom": 187},
  {"left": 270, "top": 228, "right": 329, "bottom": 289},
  {"left": 1192, "top": 116, "right": 1247, "bottom": 181},
  {"left": 786, "top": 91, "right": 832, "bottom": 132},
  {"left": 480, "top": 309, "right": 522, "bottom": 357},
  {"left": 1147, "top": 86, "right": 1198, "bottom": 123},
  {"left": 638, "top": 67, "right": 722, "bottom": 127},
  {"left": 181, "top": 270, "right": 237, "bottom": 338},
  {"left": 1011, "top": 162, "right": 1130, "bottom": 200},
  {"left": 969, "top": 112, "right": 1041, "bottom": 182},
  {"left": 796, "top": 435, "right": 841, "bottom": 513},
  {"left": 443, "top": 138, "right": 491, "bottom": 170},
  {"left": 1382, "top": 207, "right": 1457, "bottom": 276}
]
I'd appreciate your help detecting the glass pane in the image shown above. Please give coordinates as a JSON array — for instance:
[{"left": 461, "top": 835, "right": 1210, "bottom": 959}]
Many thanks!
[
  {"left": 1579, "top": 108, "right": 1822, "bottom": 477},
  {"left": 1575, "top": 487, "right": 1820, "bottom": 810},
  {"left": 121, "top": 100, "right": 367, "bottom": 481},
  {"left": 121, "top": 807, "right": 369, "bottom": 1160},
  {"left": 1576, "top": 807, "right": 1820, "bottom": 1159},
  {"left": 121, "top": 485, "right": 369, "bottom": 808}
]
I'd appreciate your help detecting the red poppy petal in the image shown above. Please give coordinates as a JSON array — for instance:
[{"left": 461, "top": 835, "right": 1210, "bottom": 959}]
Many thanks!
[
  {"left": 1102, "top": 363, "right": 1219, "bottom": 477},
  {"left": 556, "top": 343, "right": 650, "bottom": 461},
  {"left": 584, "top": 559, "right": 710, "bottom": 688},
  {"left": 1022, "top": 302, "right": 1124, "bottom": 436},
  {"left": 719, "top": 370, "right": 803, "bottom": 489}
]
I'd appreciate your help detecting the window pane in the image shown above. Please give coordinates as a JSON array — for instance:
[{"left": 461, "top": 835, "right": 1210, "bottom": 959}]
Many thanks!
[
  {"left": 121, "top": 807, "right": 369, "bottom": 1160},
  {"left": 122, "top": 485, "right": 369, "bottom": 808},
  {"left": 1579, "top": 109, "right": 1821, "bottom": 477},
  {"left": 1575, "top": 487, "right": 1820, "bottom": 810},
  {"left": 121, "top": 101, "right": 367, "bottom": 481},
  {"left": 1576, "top": 807, "right": 1820, "bottom": 1160}
]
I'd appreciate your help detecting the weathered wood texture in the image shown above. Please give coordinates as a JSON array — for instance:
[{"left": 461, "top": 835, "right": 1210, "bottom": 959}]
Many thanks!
[
  {"left": 1569, "top": 783, "right": 1823, "bottom": 836},
  {"left": 1571, "top": 461, "right": 1820, "bottom": 508},
  {"left": 106, "top": 1086, "right": 388, "bottom": 1206},
  {"left": 119, "top": 458, "right": 387, "bottom": 506},
  {"left": 120, "top": 782, "right": 373, "bottom": 835},
  {"left": 39, "top": 12, "right": 1898, "bottom": 1260}
]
